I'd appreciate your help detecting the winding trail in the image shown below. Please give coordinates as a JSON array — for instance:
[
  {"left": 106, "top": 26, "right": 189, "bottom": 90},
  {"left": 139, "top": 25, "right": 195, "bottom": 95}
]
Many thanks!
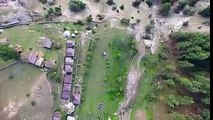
[
  {"left": 118, "top": 41, "right": 146, "bottom": 120},
  {"left": 117, "top": 3, "right": 165, "bottom": 120}
]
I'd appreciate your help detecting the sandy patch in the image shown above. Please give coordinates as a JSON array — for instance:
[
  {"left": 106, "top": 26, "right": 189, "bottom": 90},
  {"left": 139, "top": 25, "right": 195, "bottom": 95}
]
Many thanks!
[{"left": 135, "top": 109, "right": 146, "bottom": 120}]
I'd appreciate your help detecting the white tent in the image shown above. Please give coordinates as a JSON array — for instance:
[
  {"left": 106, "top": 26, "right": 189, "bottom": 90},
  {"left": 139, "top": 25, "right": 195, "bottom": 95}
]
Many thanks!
[
  {"left": 63, "top": 30, "right": 71, "bottom": 38},
  {"left": 65, "top": 102, "right": 75, "bottom": 114},
  {"left": 67, "top": 116, "right": 75, "bottom": 120}
]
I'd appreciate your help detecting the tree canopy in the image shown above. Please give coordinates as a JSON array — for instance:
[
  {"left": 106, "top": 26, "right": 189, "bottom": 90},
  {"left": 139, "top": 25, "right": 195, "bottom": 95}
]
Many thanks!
[
  {"left": 69, "top": 0, "right": 86, "bottom": 12},
  {"left": 0, "top": 45, "right": 20, "bottom": 61}
]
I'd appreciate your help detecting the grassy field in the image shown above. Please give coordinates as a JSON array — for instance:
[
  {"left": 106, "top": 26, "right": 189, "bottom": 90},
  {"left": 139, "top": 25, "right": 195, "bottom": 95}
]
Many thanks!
[
  {"left": 77, "top": 24, "right": 135, "bottom": 119},
  {"left": 0, "top": 23, "right": 83, "bottom": 60}
]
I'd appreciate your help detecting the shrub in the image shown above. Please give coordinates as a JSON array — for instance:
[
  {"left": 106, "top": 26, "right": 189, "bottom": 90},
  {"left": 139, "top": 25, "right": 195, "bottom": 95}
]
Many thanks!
[
  {"left": 46, "top": 69, "right": 62, "bottom": 83},
  {"left": 178, "top": 0, "right": 188, "bottom": 9},
  {"left": 120, "top": 5, "right": 124, "bottom": 10},
  {"left": 54, "top": 7, "right": 62, "bottom": 16},
  {"left": 132, "top": 0, "right": 142, "bottom": 7},
  {"left": 26, "top": 93, "right": 30, "bottom": 97},
  {"left": 86, "top": 15, "right": 93, "bottom": 23},
  {"left": 162, "top": 0, "right": 171, "bottom": 3},
  {"left": 106, "top": 0, "right": 114, "bottom": 5},
  {"left": 188, "top": 0, "right": 199, "bottom": 6},
  {"left": 120, "top": 18, "right": 130, "bottom": 26},
  {"left": 159, "top": 2, "right": 171, "bottom": 16},
  {"left": 198, "top": 6, "right": 210, "bottom": 17},
  {"left": 182, "top": 6, "right": 196, "bottom": 16},
  {"left": 69, "top": 0, "right": 86, "bottom": 12},
  {"left": 145, "top": 0, "right": 153, "bottom": 7},
  {"left": 31, "top": 101, "right": 36, "bottom": 106},
  {"left": 0, "top": 45, "right": 20, "bottom": 61}
]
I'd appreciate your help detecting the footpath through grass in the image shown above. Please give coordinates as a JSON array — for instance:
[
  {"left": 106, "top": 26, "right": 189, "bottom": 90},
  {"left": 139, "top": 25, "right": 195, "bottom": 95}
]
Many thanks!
[
  {"left": 130, "top": 50, "right": 158, "bottom": 120},
  {"left": 77, "top": 25, "right": 136, "bottom": 119}
]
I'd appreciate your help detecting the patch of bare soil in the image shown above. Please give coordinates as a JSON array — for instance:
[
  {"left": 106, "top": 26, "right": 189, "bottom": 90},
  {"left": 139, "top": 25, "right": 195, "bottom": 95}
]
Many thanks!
[
  {"left": 135, "top": 110, "right": 146, "bottom": 120},
  {"left": 11, "top": 73, "right": 53, "bottom": 120}
]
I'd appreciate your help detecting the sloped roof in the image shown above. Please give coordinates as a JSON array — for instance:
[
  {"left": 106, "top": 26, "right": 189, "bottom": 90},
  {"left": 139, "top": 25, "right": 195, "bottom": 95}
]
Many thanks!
[
  {"left": 65, "top": 57, "right": 74, "bottom": 65},
  {"left": 42, "top": 38, "right": 53, "bottom": 48},
  {"left": 61, "top": 90, "right": 70, "bottom": 100},
  {"left": 63, "top": 83, "right": 72, "bottom": 92},
  {"left": 72, "top": 94, "right": 81, "bottom": 105},
  {"left": 53, "top": 112, "right": 61, "bottom": 120},
  {"left": 27, "top": 52, "right": 37, "bottom": 64},
  {"left": 64, "top": 75, "right": 72, "bottom": 84}
]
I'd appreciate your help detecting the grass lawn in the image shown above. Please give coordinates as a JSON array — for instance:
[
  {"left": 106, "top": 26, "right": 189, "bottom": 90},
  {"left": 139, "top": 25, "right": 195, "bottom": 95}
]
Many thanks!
[
  {"left": 0, "top": 23, "right": 83, "bottom": 60},
  {"left": 77, "top": 24, "right": 135, "bottom": 119}
]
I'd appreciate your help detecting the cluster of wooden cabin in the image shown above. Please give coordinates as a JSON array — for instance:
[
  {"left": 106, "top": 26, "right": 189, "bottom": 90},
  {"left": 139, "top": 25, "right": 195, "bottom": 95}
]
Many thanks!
[{"left": 61, "top": 40, "right": 81, "bottom": 105}]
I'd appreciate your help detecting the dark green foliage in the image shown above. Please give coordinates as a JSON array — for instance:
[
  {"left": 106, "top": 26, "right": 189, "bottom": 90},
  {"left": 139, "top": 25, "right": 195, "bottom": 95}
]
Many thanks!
[
  {"left": 201, "top": 109, "right": 210, "bottom": 120},
  {"left": 45, "top": 6, "right": 62, "bottom": 19},
  {"left": 132, "top": 0, "right": 142, "bottom": 7},
  {"left": 54, "top": 6, "right": 62, "bottom": 16},
  {"left": 165, "top": 94, "right": 194, "bottom": 108},
  {"left": 26, "top": 93, "right": 30, "bottom": 97},
  {"left": 145, "top": 0, "right": 153, "bottom": 7},
  {"left": 111, "top": 37, "right": 137, "bottom": 58},
  {"left": 165, "top": 94, "right": 179, "bottom": 108},
  {"left": 198, "top": 6, "right": 210, "bottom": 17},
  {"left": 159, "top": 2, "right": 171, "bottom": 16},
  {"left": 120, "top": 18, "right": 130, "bottom": 26},
  {"left": 172, "top": 112, "right": 187, "bottom": 120},
  {"left": 178, "top": 0, "right": 188, "bottom": 8},
  {"left": 182, "top": 5, "right": 196, "bottom": 16},
  {"left": 120, "top": 5, "right": 124, "bottom": 10},
  {"left": 162, "top": 0, "right": 171, "bottom": 3},
  {"left": 144, "top": 93, "right": 156, "bottom": 102},
  {"left": 0, "top": 45, "right": 20, "bottom": 61},
  {"left": 31, "top": 101, "right": 36, "bottom": 106},
  {"left": 188, "top": 0, "right": 199, "bottom": 6},
  {"left": 178, "top": 60, "right": 194, "bottom": 68},
  {"left": 106, "top": 0, "right": 114, "bottom": 5},
  {"left": 73, "top": 20, "right": 85, "bottom": 25},
  {"left": 164, "top": 79, "right": 175, "bottom": 87},
  {"left": 69, "top": 0, "right": 86, "bottom": 12},
  {"left": 86, "top": 15, "right": 93, "bottom": 23},
  {"left": 46, "top": 68, "right": 62, "bottom": 83},
  {"left": 171, "top": 32, "right": 210, "bottom": 71}
]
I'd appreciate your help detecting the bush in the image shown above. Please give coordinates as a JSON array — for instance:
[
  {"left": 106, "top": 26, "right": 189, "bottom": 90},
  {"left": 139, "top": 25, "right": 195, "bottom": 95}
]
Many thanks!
[
  {"left": 74, "top": 20, "right": 85, "bottom": 25},
  {"left": 188, "top": 0, "right": 199, "bottom": 6},
  {"left": 178, "top": 0, "right": 188, "bottom": 9},
  {"left": 162, "top": 0, "right": 171, "bottom": 3},
  {"left": 31, "top": 101, "right": 36, "bottom": 106},
  {"left": 106, "top": 0, "right": 114, "bottom": 5},
  {"left": 198, "top": 6, "right": 210, "bottom": 17},
  {"left": 182, "top": 6, "right": 196, "bottom": 16},
  {"left": 159, "top": 2, "right": 171, "bottom": 16},
  {"left": 86, "top": 15, "right": 93, "bottom": 23},
  {"left": 69, "top": 0, "right": 86, "bottom": 12},
  {"left": 120, "top": 18, "right": 130, "bottom": 26},
  {"left": 120, "top": 5, "right": 124, "bottom": 10},
  {"left": 26, "top": 93, "right": 30, "bottom": 97},
  {"left": 132, "top": 0, "right": 142, "bottom": 7},
  {"left": 54, "top": 7, "right": 62, "bottom": 16},
  {"left": 0, "top": 45, "right": 20, "bottom": 61},
  {"left": 145, "top": 0, "right": 153, "bottom": 7},
  {"left": 46, "top": 69, "right": 62, "bottom": 83}
]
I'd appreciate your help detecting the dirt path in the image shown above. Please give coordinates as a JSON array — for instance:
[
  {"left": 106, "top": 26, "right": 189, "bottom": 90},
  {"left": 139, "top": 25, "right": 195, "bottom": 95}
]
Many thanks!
[{"left": 118, "top": 41, "right": 146, "bottom": 120}]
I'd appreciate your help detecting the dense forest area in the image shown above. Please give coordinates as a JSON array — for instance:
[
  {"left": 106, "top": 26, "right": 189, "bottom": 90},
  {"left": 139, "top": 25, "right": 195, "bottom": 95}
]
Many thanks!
[{"left": 143, "top": 32, "right": 210, "bottom": 119}]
